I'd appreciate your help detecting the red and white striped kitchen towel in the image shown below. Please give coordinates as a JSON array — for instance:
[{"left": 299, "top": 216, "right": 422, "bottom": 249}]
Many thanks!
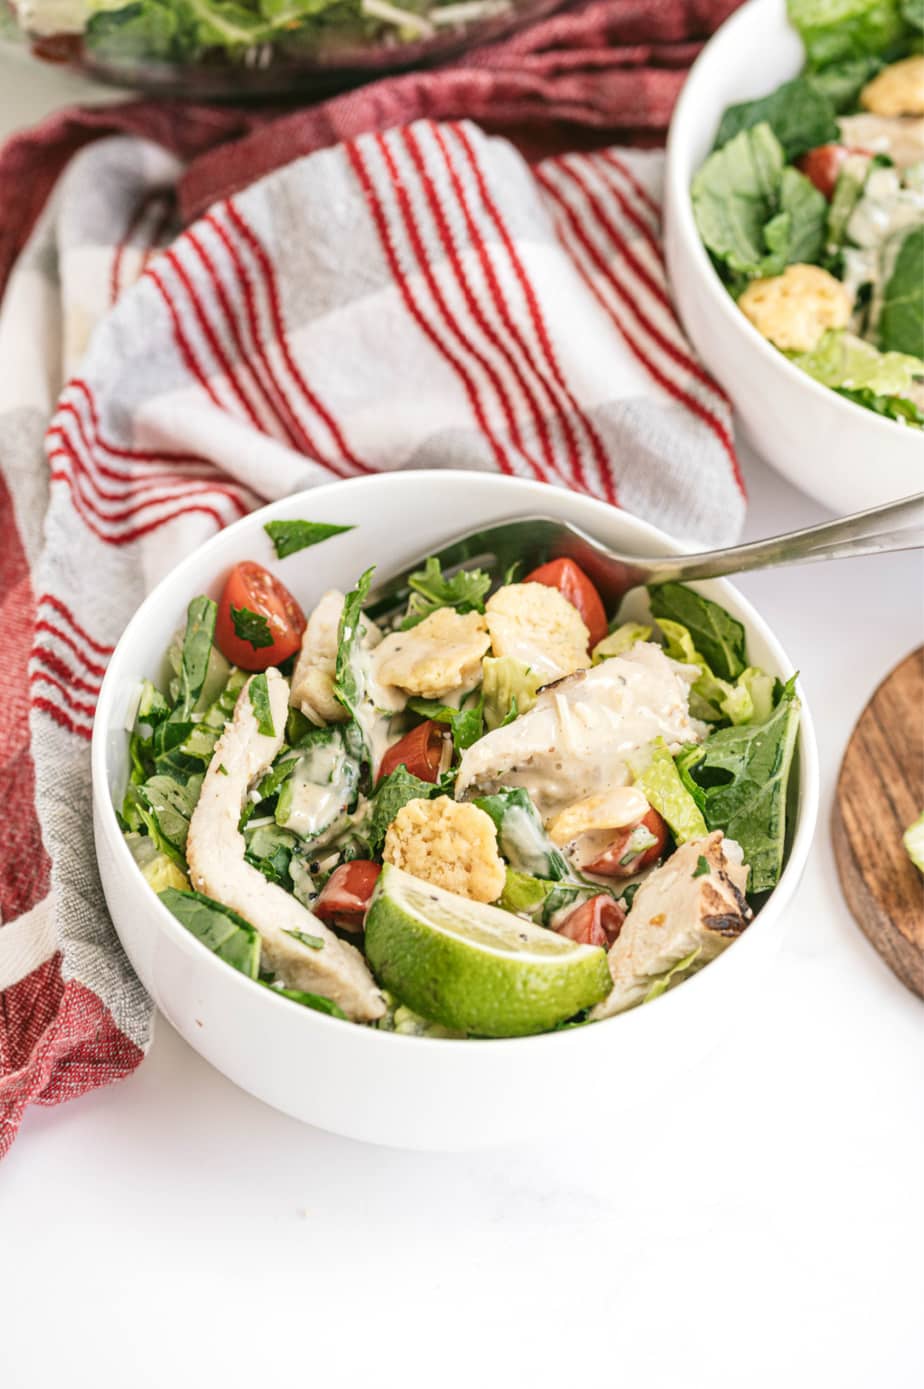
[{"left": 0, "top": 108, "right": 743, "bottom": 1155}]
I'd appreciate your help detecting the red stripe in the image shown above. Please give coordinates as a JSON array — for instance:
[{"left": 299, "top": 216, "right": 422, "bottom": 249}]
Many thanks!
[
  {"left": 352, "top": 132, "right": 519, "bottom": 477},
  {"left": 205, "top": 211, "right": 320, "bottom": 457},
  {"left": 144, "top": 265, "right": 225, "bottom": 412},
  {"left": 538, "top": 171, "right": 743, "bottom": 493},
  {"left": 66, "top": 381, "right": 213, "bottom": 466},
  {"left": 564, "top": 157, "right": 734, "bottom": 413},
  {"left": 449, "top": 125, "right": 615, "bottom": 504},
  {"left": 48, "top": 427, "right": 249, "bottom": 518},
  {"left": 223, "top": 199, "right": 368, "bottom": 477},
  {"left": 347, "top": 136, "right": 516, "bottom": 478},
  {"left": 29, "top": 670, "right": 97, "bottom": 719},
  {"left": 32, "top": 645, "right": 102, "bottom": 696},
  {"left": 161, "top": 247, "right": 266, "bottom": 431},
  {"left": 50, "top": 464, "right": 247, "bottom": 525},
  {"left": 48, "top": 417, "right": 219, "bottom": 483},
  {"left": 34, "top": 621, "right": 108, "bottom": 678},
  {"left": 402, "top": 126, "right": 555, "bottom": 486},
  {"left": 48, "top": 443, "right": 247, "bottom": 510},
  {"left": 39, "top": 596, "right": 113, "bottom": 655},
  {"left": 446, "top": 123, "right": 616, "bottom": 505},
  {"left": 46, "top": 470, "right": 227, "bottom": 546},
  {"left": 30, "top": 695, "right": 93, "bottom": 742},
  {"left": 599, "top": 151, "right": 662, "bottom": 222}
]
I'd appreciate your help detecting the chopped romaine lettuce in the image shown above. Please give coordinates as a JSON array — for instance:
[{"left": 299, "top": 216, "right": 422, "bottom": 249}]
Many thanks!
[
  {"left": 498, "top": 867, "right": 557, "bottom": 916},
  {"left": 714, "top": 78, "right": 840, "bottom": 161},
  {"left": 481, "top": 655, "right": 541, "bottom": 729},
  {"left": 631, "top": 739, "right": 708, "bottom": 843},
  {"left": 904, "top": 809, "right": 924, "bottom": 871},
  {"left": 592, "top": 622, "right": 652, "bottom": 663},
  {"left": 474, "top": 787, "right": 571, "bottom": 880},
  {"left": 648, "top": 582, "right": 747, "bottom": 682},
  {"left": 643, "top": 948, "right": 702, "bottom": 1003},
  {"left": 879, "top": 224, "right": 924, "bottom": 357},
  {"left": 159, "top": 887, "right": 262, "bottom": 978},
  {"left": 787, "top": 0, "right": 914, "bottom": 70},
  {"left": 677, "top": 681, "right": 801, "bottom": 892}
]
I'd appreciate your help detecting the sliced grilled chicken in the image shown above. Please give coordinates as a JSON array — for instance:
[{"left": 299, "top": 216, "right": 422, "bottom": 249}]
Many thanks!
[
  {"left": 186, "top": 668, "right": 385, "bottom": 1022},
  {"left": 590, "top": 831, "right": 751, "bottom": 1020},
  {"left": 290, "top": 589, "right": 350, "bottom": 726},
  {"left": 455, "top": 642, "right": 706, "bottom": 817}
]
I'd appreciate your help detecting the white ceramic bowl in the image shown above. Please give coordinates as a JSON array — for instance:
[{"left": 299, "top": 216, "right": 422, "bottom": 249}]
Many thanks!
[
  {"left": 664, "top": 0, "right": 923, "bottom": 514},
  {"left": 92, "top": 471, "right": 819, "bottom": 1150}
]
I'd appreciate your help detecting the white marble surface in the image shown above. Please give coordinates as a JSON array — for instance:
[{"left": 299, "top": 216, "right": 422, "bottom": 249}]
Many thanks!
[{"left": 1, "top": 54, "right": 923, "bottom": 1389}]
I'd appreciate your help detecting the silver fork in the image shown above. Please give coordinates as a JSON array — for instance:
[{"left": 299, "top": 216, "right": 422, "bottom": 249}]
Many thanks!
[{"left": 365, "top": 491, "right": 924, "bottom": 618}]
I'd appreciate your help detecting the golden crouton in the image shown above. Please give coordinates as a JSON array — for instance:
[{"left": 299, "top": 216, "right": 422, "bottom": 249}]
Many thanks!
[
  {"left": 738, "top": 264, "right": 851, "bottom": 352},
  {"left": 383, "top": 796, "right": 506, "bottom": 903},
  {"left": 374, "top": 609, "right": 490, "bottom": 700},
  {"left": 485, "top": 582, "right": 589, "bottom": 682},
  {"left": 861, "top": 56, "right": 924, "bottom": 118}
]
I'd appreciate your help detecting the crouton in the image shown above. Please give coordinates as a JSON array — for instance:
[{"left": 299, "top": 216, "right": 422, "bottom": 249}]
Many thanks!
[
  {"left": 374, "top": 608, "right": 490, "bottom": 700},
  {"left": 383, "top": 796, "right": 506, "bottom": 903},
  {"left": 485, "top": 582, "right": 589, "bottom": 681},
  {"left": 738, "top": 264, "right": 851, "bottom": 352},
  {"left": 861, "top": 56, "right": 924, "bottom": 118}
]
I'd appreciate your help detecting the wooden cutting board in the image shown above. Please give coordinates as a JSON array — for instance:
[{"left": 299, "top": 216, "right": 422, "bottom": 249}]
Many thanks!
[{"left": 833, "top": 646, "right": 924, "bottom": 997}]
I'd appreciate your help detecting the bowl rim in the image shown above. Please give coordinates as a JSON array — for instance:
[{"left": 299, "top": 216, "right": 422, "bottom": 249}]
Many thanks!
[
  {"left": 663, "top": 0, "right": 919, "bottom": 447},
  {"left": 91, "top": 469, "right": 820, "bottom": 1053}
]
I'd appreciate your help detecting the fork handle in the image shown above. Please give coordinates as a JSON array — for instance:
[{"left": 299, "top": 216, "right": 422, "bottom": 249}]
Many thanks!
[{"left": 638, "top": 492, "right": 924, "bottom": 587}]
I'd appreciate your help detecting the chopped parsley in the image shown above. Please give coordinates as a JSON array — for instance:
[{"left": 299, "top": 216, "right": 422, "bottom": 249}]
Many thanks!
[
  {"left": 264, "top": 519, "right": 355, "bottom": 559},
  {"left": 231, "top": 604, "right": 274, "bottom": 650},
  {"left": 249, "top": 673, "right": 275, "bottom": 737},
  {"left": 693, "top": 855, "right": 710, "bottom": 878}
]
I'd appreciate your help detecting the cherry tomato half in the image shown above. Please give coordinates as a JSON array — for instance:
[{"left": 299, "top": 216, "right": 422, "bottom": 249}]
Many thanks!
[
  {"left": 556, "top": 895, "right": 626, "bottom": 948},
  {"left": 523, "top": 558, "right": 608, "bottom": 649},
  {"left": 215, "top": 561, "right": 307, "bottom": 671},
  {"left": 796, "top": 144, "right": 869, "bottom": 200},
  {"left": 314, "top": 861, "right": 382, "bottom": 932},
  {"left": 377, "top": 719, "right": 448, "bottom": 784},
  {"left": 585, "top": 808, "right": 669, "bottom": 878}
]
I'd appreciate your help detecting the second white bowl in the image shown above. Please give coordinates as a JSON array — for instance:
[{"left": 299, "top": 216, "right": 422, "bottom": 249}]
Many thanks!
[{"left": 664, "top": 0, "right": 922, "bottom": 514}]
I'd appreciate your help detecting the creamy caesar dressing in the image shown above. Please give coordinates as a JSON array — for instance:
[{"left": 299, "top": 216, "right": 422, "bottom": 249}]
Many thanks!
[
  {"left": 279, "top": 737, "right": 357, "bottom": 841},
  {"left": 456, "top": 644, "right": 706, "bottom": 816}
]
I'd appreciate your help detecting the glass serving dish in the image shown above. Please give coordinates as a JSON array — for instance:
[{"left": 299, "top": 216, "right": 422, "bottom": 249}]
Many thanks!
[{"left": 6, "top": 0, "right": 563, "bottom": 97}]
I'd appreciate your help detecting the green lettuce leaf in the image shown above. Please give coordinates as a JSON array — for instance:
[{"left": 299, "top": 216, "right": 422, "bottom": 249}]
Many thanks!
[
  {"left": 677, "top": 682, "right": 801, "bottom": 892},
  {"left": 692, "top": 123, "right": 786, "bottom": 278},
  {"left": 481, "top": 656, "right": 541, "bottom": 730},
  {"left": 262, "top": 982, "right": 347, "bottom": 1019},
  {"left": 407, "top": 696, "right": 485, "bottom": 752},
  {"left": 714, "top": 78, "right": 839, "bottom": 160},
  {"left": 787, "top": 0, "right": 913, "bottom": 70},
  {"left": 790, "top": 328, "right": 924, "bottom": 391},
  {"left": 401, "top": 556, "right": 491, "bottom": 630},
  {"left": 174, "top": 595, "right": 218, "bottom": 722},
  {"left": 879, "top": 225, "right": 924, "bottom": 357},
  {"left": 333, "top": 566, "right": 375, "bottom": 718},
  {"left": 474, "top": 787, "right": 571, "bottom": 881},
  {"left": 632, "top": 739, "right": 708, "bottom": 843},
  {"left": 643, "top": 948, "right": 702, "bottom": 1004},
  {"left": 159, "top": 887, "right": 261, "bottom": 977},
  {"left": 263, "top": 518, "right": 355, "bottom": 558},
  {"left": 368, "top": 764, "right": 438, "bottom": 856},
  {"left": 498, "top": 868, "right": 557, "bottom": 916},
  {"left": 592, "top": 622, "right": 652, "bottom": 663},
  {"left": 836, "top": 386, "right": 924, "bottom": 423},
  {"left": 806, "top": 54, "right": 885, "bottom": 109},
  {"left": 648, "top": 582, "right": 747, "bottom": 682},
  {"left": 248, "top": 673, "right": 275, "bottom": 736}
]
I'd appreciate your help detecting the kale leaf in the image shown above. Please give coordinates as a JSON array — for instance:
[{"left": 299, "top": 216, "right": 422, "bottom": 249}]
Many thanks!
[
  {"left": 879, "top": 225, "right": 924, "bottom": 359},
  {"left": 648, "top": 582, "right": 747, "bottom": 682},
  {"left": 159, "top": 887, "right": 261, "bottom": 977},
  {"left": 714, "top": 78, "right": 839, "bottom": 161}
]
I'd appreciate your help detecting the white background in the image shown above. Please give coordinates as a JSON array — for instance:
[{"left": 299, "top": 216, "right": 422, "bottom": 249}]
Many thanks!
[{"left": 1, "top": 50, "right": 923, "bottom": 1389}]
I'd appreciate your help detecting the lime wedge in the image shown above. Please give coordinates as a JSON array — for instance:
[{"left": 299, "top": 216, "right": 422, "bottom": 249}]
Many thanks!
[
  {"left": 365, "top": 864, "right": 612, "bottom": 1037},
  {"left": 904, "top": 810, "right": 924, "bottom": 873}
]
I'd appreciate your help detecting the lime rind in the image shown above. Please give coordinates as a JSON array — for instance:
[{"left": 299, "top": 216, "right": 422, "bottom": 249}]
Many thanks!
[{"left": 365, "top": 864, "right": 612, "bottom": 1037}]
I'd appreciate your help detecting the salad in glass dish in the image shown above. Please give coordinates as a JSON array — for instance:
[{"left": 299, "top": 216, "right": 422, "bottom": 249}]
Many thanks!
[
  {"left": 9, "top": 0, "right": 555, "bottom": 95},
  {"left": 691, "top": 0, "right": 924, "bottom": 430},
  {"left": 121, "top": 521, "right": 801, "bottom": 1038}
]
